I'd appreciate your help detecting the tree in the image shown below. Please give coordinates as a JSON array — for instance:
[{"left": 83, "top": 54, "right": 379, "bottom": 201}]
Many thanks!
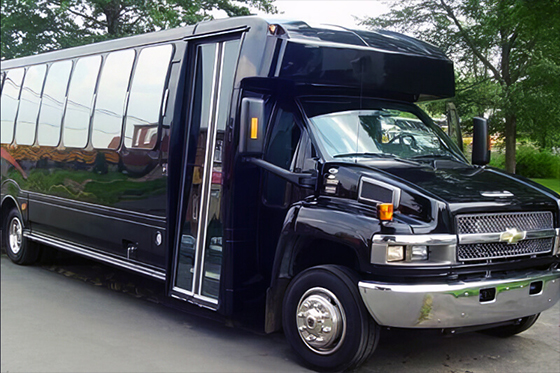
[
  {"left": 362, "top": 0, "right": 560, "bottom": 173},
  {"left": 1, "top": 0, "right": 81, "bottom": 59},
  {"left": 1, "top": 0, "right": 276, "bottom": 60}
]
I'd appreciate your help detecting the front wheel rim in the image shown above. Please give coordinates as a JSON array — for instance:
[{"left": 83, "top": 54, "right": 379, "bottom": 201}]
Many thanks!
[
  {"left": 296, "top": 287, "right": 346, "bottom": 355},
  {"left": 8, "top": 217, "right": 23, "bottom": 255}
]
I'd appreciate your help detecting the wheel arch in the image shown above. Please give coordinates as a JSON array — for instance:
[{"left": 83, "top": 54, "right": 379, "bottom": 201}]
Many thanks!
[
  {"left": 2, "top": 194, "right": 21, "bottom": 230},
  {"left": 264, "top": 204, "right": 376, "bottom": 333}
]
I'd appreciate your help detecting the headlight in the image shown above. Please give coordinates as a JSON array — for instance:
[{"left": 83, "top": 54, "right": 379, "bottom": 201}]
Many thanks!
[
  {"left": 371, "top": 234, "right": 457, "bottom": 266},
  {"left": 410, "top": 245, "right": 429, "bottom": 261},
  {"left": 387, "top": 245, "right": 405, "bottom": 262}
]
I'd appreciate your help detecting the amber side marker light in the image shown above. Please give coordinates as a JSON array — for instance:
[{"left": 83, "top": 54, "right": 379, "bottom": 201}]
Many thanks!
[
  {"left": 378, "top": 203, "right": 393, "bottom": 221},
  {"left": 21, "top": 203, "right": 28, "bottom": 211},
  {"left": 250, "top": 117, "right": 259, "bottom": 139}
]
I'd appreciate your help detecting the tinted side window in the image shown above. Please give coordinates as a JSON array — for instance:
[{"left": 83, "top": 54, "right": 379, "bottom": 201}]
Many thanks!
[
  {"left": 263, "top": 110, "right": 302, "bottom": 206},
  {"left": 15, "top": 64, "right": 47, "bottom": 145},
  {"left": 0, "top": 68, "right": 24, "bottom": 144},
  {"left": 37, "top": 60, "right": 73, "bottom": 146},
  {"left": 92, "top": 50, "right": 135, "bottom": 149},
  {"left": 63, "top": 56, "right": 101, "bottom": 148},
  {"left": 124, "top": 44, "right": 173, "bottom": 149}
]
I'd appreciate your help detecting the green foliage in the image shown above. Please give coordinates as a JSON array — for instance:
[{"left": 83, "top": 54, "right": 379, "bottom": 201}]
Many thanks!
[
  {"left": 361, "top": 0, "right": 560, "bottom": 172},
  {"left": 1, "top": 0, "right": 276, "bottom": 60},
  {"left": 1, "top": 0, "right": 81, "bottom": 59},
  {"left": 490, "top": 145, "right": 560, "bottom": 179},
  {"left": 531, "top": 178, "right": 560, "bottom": 194}
]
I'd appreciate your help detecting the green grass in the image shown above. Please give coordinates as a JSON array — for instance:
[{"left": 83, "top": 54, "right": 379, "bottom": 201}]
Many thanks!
[{"left": 531, "top": 178, "right": 560, "bottom": 194}]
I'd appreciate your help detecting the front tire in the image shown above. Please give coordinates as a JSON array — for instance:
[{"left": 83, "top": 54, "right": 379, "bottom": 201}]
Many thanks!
[
  {"left": 3, "top": 208, "right": 39, "bottom": 265},
  {"left": 282, "top": 265, "right": 379, "bottom": 371},
  {"left": 479, "top": 314, "right": 540, "bottom": 338}
]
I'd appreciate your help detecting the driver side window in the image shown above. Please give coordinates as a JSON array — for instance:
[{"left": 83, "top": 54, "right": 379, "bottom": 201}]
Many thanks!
[{"left": 263, "top": 108, "right": 302, "bottom": 207}]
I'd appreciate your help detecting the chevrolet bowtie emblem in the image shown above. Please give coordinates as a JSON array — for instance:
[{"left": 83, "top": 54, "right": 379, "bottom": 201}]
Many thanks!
[{"left": 500, "top": 228, "right": 526, "bottom": 244}]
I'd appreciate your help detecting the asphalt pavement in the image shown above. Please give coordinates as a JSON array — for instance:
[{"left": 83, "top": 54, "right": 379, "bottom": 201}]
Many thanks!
[{"left": 1, "top": 252, "right": 559, "bottom": 372}]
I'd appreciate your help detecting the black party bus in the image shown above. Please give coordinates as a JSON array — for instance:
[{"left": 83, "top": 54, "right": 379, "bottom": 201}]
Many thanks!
[{"left": 2, "top": 16, "right": 559, "bottom": 371}]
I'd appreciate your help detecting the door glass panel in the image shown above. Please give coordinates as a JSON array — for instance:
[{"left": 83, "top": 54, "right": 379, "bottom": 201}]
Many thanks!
[
  {"left": 201, "top": 39, "right": 240, "bottom": 299},
  {"left": 175, "top": 39, "right": 240, "bottom": 301},
  {"left": 175, "top": 43, "right": 217, "bottom": 292},
  {"left": 15, "top": 64, "right": 47, "bottom": 145},
  {"left": 1, "top": 68, "right": 24, "bottom": 144}
]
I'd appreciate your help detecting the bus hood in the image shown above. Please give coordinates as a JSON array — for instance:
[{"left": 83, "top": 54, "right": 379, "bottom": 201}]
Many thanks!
[
  {"left": 362, "top": 160, "right": 560, "bottom": 214},
  {"left": 327, "top": 159, "right": 560, "bottom": 229}
]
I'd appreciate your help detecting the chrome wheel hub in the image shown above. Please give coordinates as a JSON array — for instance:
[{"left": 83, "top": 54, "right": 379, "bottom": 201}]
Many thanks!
[
  {"left": 296, "top": 287, "right": 346, "bottom": 355},
  {"left": 9, "top": 217, "right": 23, "bottom": 255}
]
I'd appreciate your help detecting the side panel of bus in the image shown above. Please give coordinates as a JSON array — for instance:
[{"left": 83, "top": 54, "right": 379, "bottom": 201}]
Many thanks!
[{"left": 1, "top": 42, "right": 182, "bottom": 273}]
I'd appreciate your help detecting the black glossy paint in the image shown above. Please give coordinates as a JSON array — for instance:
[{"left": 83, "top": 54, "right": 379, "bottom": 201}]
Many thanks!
[{"left": 2, "top": 17, "right": 559, "bottom": 334}]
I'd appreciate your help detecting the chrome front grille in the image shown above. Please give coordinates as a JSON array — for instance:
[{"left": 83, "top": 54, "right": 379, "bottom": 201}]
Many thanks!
[
  {"left": 457, "top": 211, "right": 554, "bottom": 234},
  {"left": 458, "top": 238, "right": 554, "bottom": 261},
  {"left": 456, "top": 211, "right": 556, "bottom": 262}
]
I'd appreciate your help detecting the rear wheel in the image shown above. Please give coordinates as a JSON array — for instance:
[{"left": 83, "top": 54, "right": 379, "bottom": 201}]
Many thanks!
[
  {"left": 479, "top": 314, "right": 540, "bottom": 338},
  {"left": 282, "top": 265, "right": 379, "bottom": 371},
  {"left": 3, "top": 208, "right": 39, "bottom": 265}
]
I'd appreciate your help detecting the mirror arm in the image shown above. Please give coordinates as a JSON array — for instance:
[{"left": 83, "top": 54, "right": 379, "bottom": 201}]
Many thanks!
[{"left": 244, "top": 157, "right": 317, "bottom": 189}]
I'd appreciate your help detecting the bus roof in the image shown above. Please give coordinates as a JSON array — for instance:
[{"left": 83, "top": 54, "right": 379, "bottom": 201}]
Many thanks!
[
  {"left": 1, "top": 16, "right": 454, "bottom": 100},
  {"left": 1, "top": 16, "right": 449, "bottom": 67}
]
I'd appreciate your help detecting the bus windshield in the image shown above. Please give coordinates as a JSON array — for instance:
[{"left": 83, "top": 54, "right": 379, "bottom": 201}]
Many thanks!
[{"left": 301, "top": 98, "right": 464, "bottom": 163}]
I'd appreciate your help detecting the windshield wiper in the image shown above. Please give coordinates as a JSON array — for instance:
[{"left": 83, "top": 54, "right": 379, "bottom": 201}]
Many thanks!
[
  {"left": 333, "top": 152, "right": 421, "bottom": 166},
  {"left": 410, "top": 154, "right": 461, "bottom": 161},
  {"left": 333, "top": 152, "right": 397, "bottom": 159}
]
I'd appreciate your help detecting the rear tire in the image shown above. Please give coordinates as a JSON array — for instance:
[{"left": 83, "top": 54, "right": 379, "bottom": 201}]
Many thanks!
[
  {"left": 479, "top": 314, "right": 540, "bottom": 338},
  {"left": 282, "top": 265, "right": 379, "bottom": 371},
  {"left": 3, "top": 208, "right": 39, "bottom": 265}
]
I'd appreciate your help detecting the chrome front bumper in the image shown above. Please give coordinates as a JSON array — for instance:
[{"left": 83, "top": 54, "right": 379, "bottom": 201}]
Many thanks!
[{"left": 358, "top": 269, "right": 560, "bottom": 328}]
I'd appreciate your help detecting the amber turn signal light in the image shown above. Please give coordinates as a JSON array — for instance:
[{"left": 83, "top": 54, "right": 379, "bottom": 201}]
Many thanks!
[
  {"left": 378, "top": 203, "right": 393, "bottom": 221},
  {"left": 251, "top": 117, "right": 259, "bottom": 139}
]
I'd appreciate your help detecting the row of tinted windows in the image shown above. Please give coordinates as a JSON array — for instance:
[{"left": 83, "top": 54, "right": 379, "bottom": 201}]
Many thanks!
[{"left": 1, "top": 44, "right": 173, "bottom": 149}]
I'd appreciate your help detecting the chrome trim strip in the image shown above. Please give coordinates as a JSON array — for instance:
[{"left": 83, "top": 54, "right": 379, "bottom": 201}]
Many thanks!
[
  {"left": 170, "top": 287, "right": 218, "bottom": 309},
  {"left": 459, "top": 229, "right": 557, "bottom": 244},
  {"left": 172, "top": 286, "right": 194, "bottom": 297},
  {"left": 358, "top": 177, "right": 401, "bottom": 208},
  {"left": 192, "top": 42, "right": 222, "bottom": 296},
  {"left": 358, "top": 269, "right": 560, "bottom": 328},
  {"left": 25, "top": 190, "right": 166, "bottom": 222},
  {"left": 480, "top": 190, "right": 513, "bottom": 198},
  {"left": 26, "top": 232, "right": 166, "bottom": 281},
  {"left": 373, "top": 234, "right": 457, "bottom": 246},
  {"left": 193, "top": 293, "right": 219, "bottom": 306},
  {"left": 554, "top": 228, "right": 560, "bottom": 255}
]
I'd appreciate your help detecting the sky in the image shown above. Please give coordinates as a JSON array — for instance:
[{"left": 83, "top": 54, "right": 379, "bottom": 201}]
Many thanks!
[{"left": 212, "top": 0, "right": 394, "bottom": 30}]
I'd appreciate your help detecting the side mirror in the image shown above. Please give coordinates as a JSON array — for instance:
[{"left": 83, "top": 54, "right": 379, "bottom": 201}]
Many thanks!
[
  {"left": 472, "top": 117, "right": 490, "bottom": 165},
  {"left": 446, "top": 102, "right": 463, "bottom": 152},
  {"left": 239, "top": 97, "right": 265, "bottom": 154}
]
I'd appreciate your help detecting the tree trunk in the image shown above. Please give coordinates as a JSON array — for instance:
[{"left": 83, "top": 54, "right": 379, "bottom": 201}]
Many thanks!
[
  {"left": 504, "top": 113, "right": 517, "bottom": 173},
  {"left": 103, "top": 2, "right": 121, "bottom": 35}
]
